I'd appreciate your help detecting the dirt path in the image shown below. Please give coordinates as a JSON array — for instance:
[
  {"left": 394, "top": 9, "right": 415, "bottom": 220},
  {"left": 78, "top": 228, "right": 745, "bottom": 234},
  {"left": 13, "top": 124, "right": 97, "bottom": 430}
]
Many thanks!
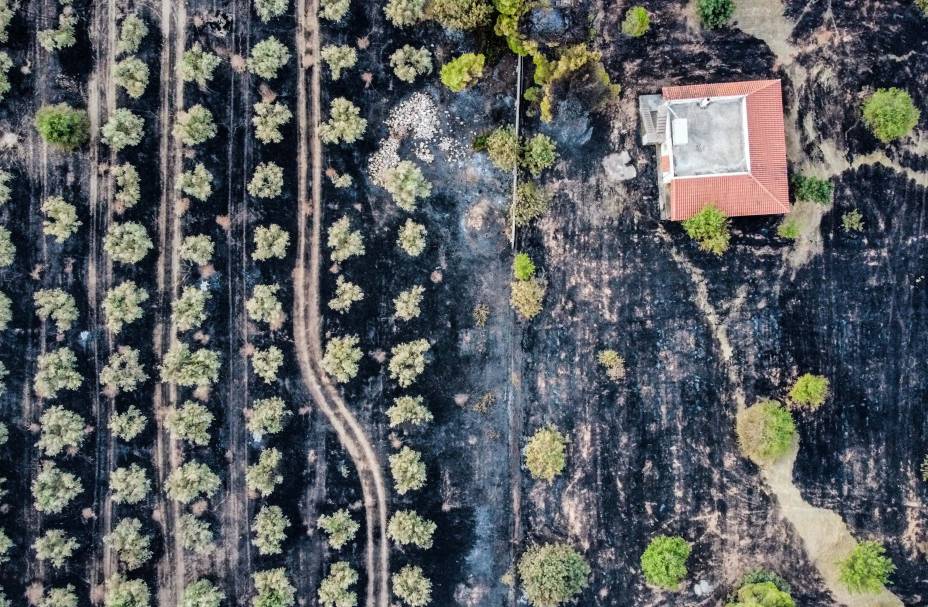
[
  {"left": 293, "top": 0, "right": 390, "bottom": 604},
  {"left": 153, "top": 0, "right": 187, "bottom": 604}
]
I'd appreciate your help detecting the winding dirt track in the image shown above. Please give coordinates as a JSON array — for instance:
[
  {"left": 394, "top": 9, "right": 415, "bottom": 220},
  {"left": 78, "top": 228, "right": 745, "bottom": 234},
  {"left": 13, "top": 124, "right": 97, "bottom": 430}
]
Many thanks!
[{"left": 292, "top": 0, "right": 390, "bottom": 605}]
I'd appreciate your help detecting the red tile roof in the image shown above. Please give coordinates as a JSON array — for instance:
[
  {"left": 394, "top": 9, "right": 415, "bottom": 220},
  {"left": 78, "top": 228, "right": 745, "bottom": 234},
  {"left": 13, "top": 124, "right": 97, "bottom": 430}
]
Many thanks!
[{"left": 661, "top": 80, "right": 790, "bottom": 221}]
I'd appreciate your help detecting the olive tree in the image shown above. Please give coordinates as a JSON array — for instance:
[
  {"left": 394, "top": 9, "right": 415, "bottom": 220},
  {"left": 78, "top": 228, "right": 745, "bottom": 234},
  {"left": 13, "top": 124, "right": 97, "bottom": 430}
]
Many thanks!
[
  {"left": 0, "top": 170, "right": 11, "bottom": 205},
  {"left": 179, "top": 515, "right": 214, "bottom": 555},
  {"left": 255, "top": 0, "right": 288, "bottom": 22},
  {"left": 383, "top": 160, "right": 431, "bottom": 211},
  {"left": 511, "top": 277, "right": 546, "bottom": 321},
  {"left": 165, "top": 460, "right": 220, "bottom": 503},
  {"left": 0, "top": 530, "right": 11, "bottom": 565},
  {"left": 386, "top": 395, "right": 432, "bottom": 428},
  {"left": 246, "top": 284, "right": 283, "bottom": 325},
  {"left": 33, "top": 461, "right": 82, "bottom": 513},
  {"left": 397, "top": 219, "right": 426, "bottom": 256},
  {"left": 246, "top": 448, "right": 283, "bottom": 497},
  {"left": 39, "top": 586, "right": 78, "bottom": 607},
  {"left": 117, "top": 14, "right": 148, "bottom": 55},
  {"left": 248, "top": 37, "right": 291, "bottom": 80},
  {"left": 317, "top": 509, "right": 358, "bottom": 550},
  {"left": 863, "top": 87, "right": 920, "bottom": 143},
  {"left": 597, "top": 349, "right": 625, "bottom": 382},
  {"left": 388, "top": 339, "right": 429, "bottom": 387},
  {"left": 114, "top": 57, "right": 150, "bottom": 98},
  {"left": 37, "top": 13, "right": 77, "bottom": 52},
  {"left": 326, "top": 215, "right": 365, "bottom": 262},
  {"left": 393, "top": 285, "right": 425, "bottom": 321},
  {"left": 736, "top": 400, "right": 796, "bottom": 465},
  {"left": 523, "top": 426, "right": 566, "bottom": 482},
  {"left": 390, "top": 45, "right": 432, "bottom": 83},
  {"left": 321, "top": 44, "right": 357, "bottom": 80},
  {"left": 110, "top": 463, "right": 150, "bottom": 504},
  {"left": 681, "top": 204, "right": 730, "bottom": 255},
  {"left": 253, "top": 101, "right": 292, "bottom": 144},
  {"left": 165, "top": 400, "right": 214, "bottom": 446},
  {"left": 384, "top": 0, "right": 424, "bottom": 26},
  {"left": 318, "top": 98, "right": 367, "bottom": 144},
  {"left": 182, "top": 579, "right": 224, "bottom": 607},
  {"left": 104, "top": 281, "right": 149, "bottom": 334},
  {"left": 328, "top": 275, "right": 363, "bottom": 313},
  {"left": 178, "top": 163, "right": 213, "bottom": 201},
  {"left": 640, "top": 535, "right": 691, "bottom": 589},
  {"left": 34, "top": 288, "right": 78, "bottom": 332},
  {"left": 41, "top": 196, "right": 81, "bottom": 242},
  {"left": 518, "top": 543, "right": 590, "bottom": 606},
  {"left": 522, "top": 133, "right": 557, "bottom": 177},
  {"left": 172, "top": 286, "right": 210, "bottom": 331},
  {"left": 318, "top": 562, "right": 357, "bottom": 607},
  {"left": 180, "top": 44, "right": 221, "bottom": 87},
  {"left": 252, "top": 346, "right": 283, "bottom": 383},
  {"left": 180, "top": 234, "right": 215, "bottom": 265},
  {"left": 253, "top": 224, "right": 289, "bottom": 260},
  {"left": 34, "top": 348, "right": 82, "bottom": 399},
  {"left": 247, "top": 397, "right": 290, "bottom": 439},
  {"left": 100, "top": 346, "right": 148, "bottom": 393},
  {"left": 392, "top": 565, "right": 431, "bottom": 607},
  {"left": 0, "top": 52, "right": 9, "bottom": 102},
  {"left": 0, "top": 291, "right": 9, "bottom": 331},
  {"left": 389, "top": 446, "right": 426, "bottom": 494},
  {"left": 512, "top": 182, "right": 552, "bottom": 226},
  {"left": 0, "top": 227, "right": 12, "bottom": 267},
  {"left": 388, "top": 510, "right": 436, "bottom": 549},
  {"left": 104, "top": 575, "right": 150, "bottom": 607},
  {"left": 160, "top": 345, "right": 221, "bottom": 386},
  {"left": 319, "top": 0, "right": 350, "bottom": 21},
  {"left": 247, "top": 162, "right": 284, "bottom": 199},
  {"left": 113, "top": 163, "right": 141, "bottom": 210},
  {"left": 34, "top": 103, "right": 90, "bottom": 150},
  {"left": 110, "top": 406, "right": 147, "bottom": 441},
  {"left": 252, "top": 505, "right": 289, "bottom": 555},
  {"left": 102, "top": 109, "right": 145, "bottom": 151},
  {"left": 174, "top": 105, "right": 217, "bottom": 146},
  {"left": 34, "top": 529, "right": 78, "bottom": 568},
  {"left": 104, "top": 222, "right": 154, "bottom": 264},
  {"left": 321, "top": 334, "right": 362, "bottom": 383},
  {"left": 252, "top": 569, "right": 295, "bottom": 607},
  {"left": 105, "top": 518, "right": 152, "bottom": 570},
  {"left": 485, "top": 126, "right": 518, "bottom": 171}
]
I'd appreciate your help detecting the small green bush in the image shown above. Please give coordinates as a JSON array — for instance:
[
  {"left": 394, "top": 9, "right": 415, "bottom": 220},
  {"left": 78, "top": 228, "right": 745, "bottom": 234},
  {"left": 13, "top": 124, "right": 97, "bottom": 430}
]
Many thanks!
[
  {"left": 697, "top": 0, "right": 734, "bottom": 29},
  {"left": 518, "top": 543, "right": 590, "bottom": 607},
  {"left": 862, "top": 87, "right": 920, "bottom": 143},
  {"left": 788, "top": 373, "right": 829, "bottom": 409},
  {"left": 776, "top": 217, "right": 799, "bottom": 240},
  {"left": 389, "top": 446, "right": 426, "bottom": 494},
  {"left": 317, "top": 509, "right": 359, "bottom": 550},
  {"left": 440, "top": 53, "right": 485, "bottom": 92},
  {"left": 792, "top": 175, "right": 833, "bottom": 205},
  {"left": 523, "top": 426, "right": 566, "bottom": 482},
  {"left": 640, "top": 535, "right": 691, "bottom": 589},
  {"left": 384, "top": 0, "right": 425, "bottom": 26},
  {"left": 35, "top": 104, "right": 90, "bottom": 150},
  {"left": 117, "top": 14, "right": 148, "bottom": 55},
  {"left": 841, "top": 209, "right": 864, "bottom": 233},
  {"left": 512, "top": 182, "right": 552, "bottom": 226},
  {"left": 838, "top": 541, "right": 895, "bottom": 594},
  {"left": 726, "top": 581, "right": 794, "bottom": 607},
  {"left": 522, "top": 133, "right": 557, "bottom": 177},
  {"left": 681, "top": 204, "right": 730, "bottom": 255},
  {"left": 485, "top": 126, "right": 518, "bottom": 171},
  {"left": 622, "top": 6, "right": 650, "bottom": 37},
  {"left": 248, "top": 37, "right": 291, "bottom": 80},
  {"left": 102, "top": 109, "right": 145, "bottom": 151},
  {"left": 735, "top": 400, "right": 796, "bottom": 464},
  {"left": 392, "top": 565, "right": 431, "bottom": 607},
  {"left": 511, "top": 277, "right": 546, "bottom": 320},
  {"left": 102, "top": 281, "right": 149, "bottom": 335},
  {"left": 513, "top": 253, "right": 535, "bottom": 280}
]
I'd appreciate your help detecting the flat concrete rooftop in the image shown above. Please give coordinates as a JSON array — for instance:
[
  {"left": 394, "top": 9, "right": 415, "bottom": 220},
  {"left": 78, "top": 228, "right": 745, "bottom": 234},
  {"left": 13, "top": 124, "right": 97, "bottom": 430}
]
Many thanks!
[{"left": 669, "top": 97, "right": 748, "bottom": 178}]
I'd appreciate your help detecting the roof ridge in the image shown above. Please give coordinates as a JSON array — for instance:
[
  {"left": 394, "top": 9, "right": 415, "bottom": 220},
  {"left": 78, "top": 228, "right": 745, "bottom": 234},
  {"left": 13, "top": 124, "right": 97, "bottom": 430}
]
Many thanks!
[{"left": 745, "top": 79, "right": 780, "bottom": 98}]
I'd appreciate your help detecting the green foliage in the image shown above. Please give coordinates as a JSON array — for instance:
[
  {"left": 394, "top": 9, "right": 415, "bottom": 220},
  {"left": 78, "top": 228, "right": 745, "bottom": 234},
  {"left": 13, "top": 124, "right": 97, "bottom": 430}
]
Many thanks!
[
  {"left": 322, "top": 334, "right": 362, "bottom": 383},
  {"left": 319, "top": 0, "right": 350, "bottom": 21},
  {"left": 321, "top": 44, "right": 357, "bottom": 80},
  {"left": 248, "top": 162, "right": 284, "bottom": 198},
  {"left": 390, "top": 45, "right": 432, "bottom": 83},
  {"left": 736, "top": 400, "right": 796, "bottom": 464},
  {"left": 788, "top": 373, "right": 829, "bottom": 409},
  {"left": 862, "top": 87, "right": 920, "bottom": 143},
  {"left": 173, "top": 286, "right": 210, "bottom": 332},
  {"left": 37, "top": 405, "right": 86, "bottom": 456},
  {"left": 386, "top": 395, "right": 433, "bottom": 427},
  {"left": 523, "top": 426, "right": 566, "bottom": 482},
  {"left": 388, "top": 510, "right": 436, "bottom": 549},
  {"left": 597, "top": 349, "right": 625, "bottom": 382},
  {"left": 0, "top": 530, "right": 9, "bottom": 565},
  {"left": 397, "top": 219, "right": 426, "bottom": 256},
  {"left": 178, "top": 163, "right": 213, "bottom": 201},
  {"left": 165, "top": 400, "right": 214, "bottom": 446},
  {"left": 318, "top": 562, "right": 358, "bottom": 607},
  {"left": 791, "top": 175, "right": 833, "bottom": 205},
  {"left": 842, "top": 209, "right": 864, "bottom": 232},
  {"left": 182, "top": 579, "right": 224, "bottom": 607},
  {"left": 35, "top": 103, "right": 90, "bottom": 150},
  {"left": 38, "top": 13, "right": 77, "bottom": 52},
  {"left": 174, "top": 105, "right": 217, "bottom": 146},
  {"left": 640, "top": 535, "right": 691, "bottom": 589},
  {"left": 328, "top": 275, "right": 364, "bottom": 313},
  {"left": 104, "top": 222, "right": 154, "bottom": 264},
  {"left": 252, "top": 346, "right": 283, "bottom": 383},
  {"left": 113, "top": 163, "right": 141, "bottom": 210},
  {"left": 246, "top": 448, "right": 283, "bottom": 497},
  {"left": 726, "top": 581, "right": 795, "bottom": 607},
  {"left": 33, "top": 461, "right": 82, "bottom": 513},
  {"left": 105, "top": 518, "right": 152, "bottom": 570},
  {"left": 34, "top": 529, "right": 78, "bottom": 568},
  {"left": 510, "top": 277, "right": 546, "bottom": 320},
  {"left": 249, "top": 37, "right": 291, "bottom": 80},
  {"left": 389, "top": 446, "right": 426, "bottom": 494},
  {"left": 0, "top": 2, "right": 11, "bottom": 44},
  {"left": 681, "top": 204, "right": 730, "bottom": 255},
  {"left": 697, "top": 0, "right": 734, "bottom": 29},
  {"left": 776, "top": 217, "right": 799, "bottom": 240},
  {"left": 34, "top": 288, "right": 78, "bottom": 332},
  {"left": 114, "top": 57, "right": 150, "bottom": 98},
  {"left": 317, "top": 509, "right": 359, "bottom": 550},
  {"left": 41, "top": 585, "right": 78, "bottom": 607},
  {"left": 327, "top": 215, "right": 365, "bottom": 262},
  {"left": 392, "top": 565, "right": 431, "bottom": 607},
  {"left": 518, "top": 543, "right": 590, "bottom": 607},
  {"left": 512, "top": 182, "right": 552, "bottom": 226},
  {"left": 104, "top": 575, "right": 150, "bottom": 607},
  {"left": 486, "top": 126, "right": 519, "bottom": 171},
  {"left": 389, "top": 339, "right": 429, "bottom": 387},
  {"left": 252, "top": 569, "right": 295, "bottom": 607},
  {"left": 180, "top": 234, "right": 215, "bottom": 265},
  {"left": 522, "top": 134, "right": 557, "bottom": 177},
  {"left": 319, "top": 97, "right": 367, "bottom": 144},
  {"left": 246, "top": 283, "right": 283, "bottom": 325},
  {"left": 253, "top": 101, "right": 292, "bottom": 144},
  {"left": 918, "top": 0, "right": 928, "bottom": 13},
  {"left": 247, "top": 397, "right": 290, "bottom": 438},
  {"left": 513, "top": 253, "right": 535, "bottom": 281},
  {"left": 0, "top": 291, "right": 9, "bottom": 331},
  {"left": 0, "top": 52, "right": 13, "bottom": 101},
  {"left": 838, "top": 541, "right": 895, "bottom": 594},
  {"left": 252, "top": 505, "right": 290, "bottom": 555},
  {"left": 425, "top": 0, "right": 493, "bottom": 30},
  {"left": 180, "top": 43, "right": 221, "bottom": 87},
  {"left": 385, "top": 0, "right": 425, "bottom": 26},
  {"left": 104, "top": 281, "right": 148, "bottom": 334},
  {"left": 255, "top": 0, "right": 289, "bottom": 22},
  {"left": 110, "top": 406, "right": 147, "bottom": 441},
  {"left": 440, "top": 53, "right": 485, "bottom": 92},
  {"left": 622, "top": 6, "right": 650, "bottom": 36},
  {"left": 34, "top": 348, "right": 82, "bottom": 399},
  {"left": 160, "top": 344, "right": 221, "bottom": 387},
  {"left": 117, "top": 15, "right": 148, "bottom": 55},
  {"left": 110, "top": 463, "right": 150, "bottom": 504},
  {"left": 179, "top": 515, "right": 214, "bottom": 555},
  {"left": 0, "top": 169, "right": 12, "bottom": 206},
  {"left": 165, "top": 460, "right": 220, "bottom": 503},
  {"left": 0, "top": 227, "right": 12, "bottom": 267},
  {"left": 41, "top": 196, "right": 81, "bottom": 242},
  {"left": 383, "top": 160, "right": 431, "bottom": 211},
  {"left": 102, "top": 109, "right": 145, "bottom": 151},
  {"left": 394, "top": 285, "right": 425, "bottom": 321},
  {"left": 100, "top": 346, "right": 148, "bottom": 393}
]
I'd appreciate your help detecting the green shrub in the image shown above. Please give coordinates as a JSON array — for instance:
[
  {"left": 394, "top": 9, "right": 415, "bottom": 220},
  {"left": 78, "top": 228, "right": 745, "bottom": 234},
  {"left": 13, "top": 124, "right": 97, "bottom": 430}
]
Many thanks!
[
  {"left": 246, "top": 284, "right": 283, "bottom": 325},
  {"left": 735, "top": 400, "right": 796, "bottom": 464},
  {"left": 114, "top": 57, "right": 150, "bottom": 98},
  {"left": 397, "top": 219, "right": 426, "bottom": 256},
  {"left": 0, "top": 226, "right": 13, "bottom": 267},
  {"left": 384, "top": 0, "right": 425, "bottom": 26},
  {"left": 841, "top": 209, "right": 864, "bottom": 232},
  {"left": 102, "top": 109, "right": 145, "bottom": 151},
  {"left": 792, "top": 175, "right": 833, "bottom": 205},
  {"left": 522, "top": 134, "right": 557, "bottom": 177},
  {"left": 328, "top": 275, "right": 364, "bottom": 313},
  {"left": 788, "top": 373, "right": 829, "bottom": 409},
  {"left": 104, "top": 281, "right": 149, "bottom": 334},
  {"left": 33, "top": 461, "right": 82, "bottom": 513},
  {"left": 389, "top": 446, "right": 426, "bottom": 494},
  {"left": 394, "top": 285, "right": 425, "bottom": 321},
  {"left": 117, "top": 15, "right": 148, "bottom": 55},
  {"left": 160, "top": 344, "right": 221, "bottom": 387},
  {"left": 248, "top": 162, "right": 284, "bottom": 199},
  {"left": 322, "top": 334, "right": 362, "bottom": 382},
  {"left": 37, "top": 405, "right": 86, "bottom": 456},
  {"left": 34, "top": 529, "right": 78, "bottom": 568},
  {"left": 180, "top": 43, "right": 221, "bottom": 87},
  {"left": 523, "top": 426, "right": 566, "bottom": 482},
  {"left": 104, "top": 575, "right": 150, "bottom": 607},
  {"left": 34, "top": 288, "right": 78, "bottom": 332},
  {"left": 622, "top": 6, "right": 650, "bottom": 36},
  {"left": 327, "top": 215, "right": 365, "bottom": 262},
  {"left": 105, "top": 518, "right": 152, "bottom": 570},
  {"left": 318, "top": 562, "right": 358, "bottom": 607},
  {"left": 34, "top": 347, "right": 82, "bottom": 399},
  {"left": 0, "top": 290, "right": 9, "bottom": 331},
  {"left": 38, "top": 13, "right": 77, "bottom": 52},
  {"left": 388, "top": 339, "right": 430, "bottom": 387},
  {"left": 862, "top": 87, "right": 920, "bottom": 143},
  {"left": 41, "top": 196, "right": 81, "bottom": 242},
  {"left": 252, "top": 569, "right": 295, "bottom": 607},
  {"left": 165, "top": 401, "right": 214, "bottom": 446},
  {"left": 392, "top": 565, "right": 431, "bottom": 607},
  {"left": 172, "top": 286, "right": 210, "bottom": 331},
  {"left": 321, "top": 44, "right": 357, "bottom": 80},
  {"left": 113, "top": 163, "right": 141, "bottom": 209},
  {"left": 388, "top": 510, "right": 436, "bottom": 549},
  {"left": 513, "top": 253, "right": 535, "bottom": 280},
  {"left": 317, "top": 509, "right": 359, "bottom": 550},
  {"left": 726, "top": 581, "right": 795, "bottom": 607},
  {"left": 178, "top": 163, "right": 213, "bottom": 201},
  {"left": 165, "top": 461, "right": 220, "bottom": 503},
  {"left": 110, "top": 406, "right": 147, "bottom": 441},
  {"left": 386, "top": 395, "right": 433, "bottom": 427},
  {"left": 174, "top": 105, "right": 217, "bottom": 146},
  {"left": 383, "top": 160, "right": 431, "bottom": 211},
  {"left": 777, "top": 217, "right": 799, "bottom": 240},
  {"left": 486, "top": 126, "right": 519, "bottom": 171},
  {"left": 180, "top": 235, "right": 215, "bottom": 265},
  {"left": 100, "top": 347, "right": 148, "bottom": 393},
  {"left": 252, "top": 505, "right": 289, "bottom": 555},
  {"left": 179, "top": 515, "right": 214, "bottom": 555},
  {"left": 641, "top": 535, "right": 691, "bottom": 589},
  {"left": 104, "top": 222, "right": 153, "bottom": 264},
  {"left": 109, "top": 464, "right": 150, "bottom": 504},
  {"left": 390, "top": 45, "right": 432, "bottom": 83},
  {"left": 247, "top": 397, "right": 290, "bottom": 438},
  {"left": 319, "top": 0, "right": 350, "bottom": 20},
  {"left": 511, "top": 277, "right": 546, "bottom": 320},
  {"left": 35, "top": 104, "right": 90, "bottom": 150},
  {"left": 681, "top": 204, "right": 730, "bottom": 255},
  {"left": 518, "top": 543, "right": 590, "bottom": 607},
  {"left": 425, "top": 0, "right": 493, "bottom": 29},
  {"left": 254, "top": 0, "right": 288, "bottom": 22},
  {"left": 253, "top": 101, "right": 292, "bottom": 143},
  {"left": 512, "top": 182, "right": 552, "bottom": 226},
  {"left": 252, "top": 346, "right": 283, "bottom": 383},
  {"left": 246, "top": 448, "right": 283, "bottom": 497},
  {"left": 440, "top": 53, "right": 485, "bottom": 92},
  {"left": 0, "top": 52, "right": 13, "bottom": 101},
  {"left": 319, "top": 98, "right": 367, "bottom": 144},
  {"left": 182, "top": 579, "right": 224, "bottom": 607},
  {"left": 697, "top": 0, "right": 734, "bottom": 29},
  {"left": 248, "top": 37, "right": 291, "bottom": 80},
  {"left": 838, "top": 541, "right": 895, "bottom": 594}
]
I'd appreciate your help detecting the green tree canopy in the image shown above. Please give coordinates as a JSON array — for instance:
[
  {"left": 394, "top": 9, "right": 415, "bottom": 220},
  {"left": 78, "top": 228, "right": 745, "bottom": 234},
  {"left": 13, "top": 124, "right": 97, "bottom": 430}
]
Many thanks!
[{"left": 518, "top": 542, "right": 590, "bottom": 607}]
